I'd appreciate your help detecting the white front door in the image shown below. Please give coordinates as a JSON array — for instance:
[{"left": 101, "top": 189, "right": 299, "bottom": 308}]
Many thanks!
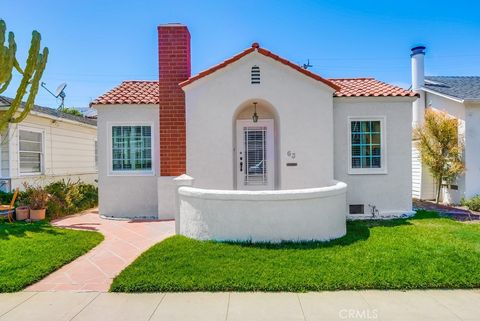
[{"left": 236, "top": 119, "right": 275, "bottom": 190}]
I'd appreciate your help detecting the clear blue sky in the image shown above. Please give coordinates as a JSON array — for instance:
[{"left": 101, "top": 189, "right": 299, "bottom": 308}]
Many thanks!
[{"left": 2, "top": 0, "right": 480, "bottom": 108}]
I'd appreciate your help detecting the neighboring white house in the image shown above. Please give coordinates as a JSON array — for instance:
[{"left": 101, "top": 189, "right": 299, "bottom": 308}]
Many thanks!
[
  {"left": 92, "top": 24, "right": 416, "bottom": 241},
  {"left": 410, "top": 46, "right": 480, "bottom": 204},
  {"left": 0, "top": 96, "right": 98, "bottom": 191}
]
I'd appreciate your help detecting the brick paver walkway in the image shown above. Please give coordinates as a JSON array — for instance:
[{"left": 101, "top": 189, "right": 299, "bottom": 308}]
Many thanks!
[{"left": 26, "top": 209, "right": 175, "bottom": 292}]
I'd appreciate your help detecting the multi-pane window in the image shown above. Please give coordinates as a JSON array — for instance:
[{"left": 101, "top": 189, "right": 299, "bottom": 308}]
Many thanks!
[
  {"left": 351, "top": 120, "right": 381, "bottom": 169},
  {"left": 111, "top": 125, "right": 152, "bottom": 172},
  {"left": 19, "top": 129, "right": 43, "bottom": 174}
]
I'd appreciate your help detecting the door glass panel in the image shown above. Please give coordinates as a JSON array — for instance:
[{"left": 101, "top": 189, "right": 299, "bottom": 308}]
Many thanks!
[{"left": 244, "top": 126, "right": 267, "bottom": 185}]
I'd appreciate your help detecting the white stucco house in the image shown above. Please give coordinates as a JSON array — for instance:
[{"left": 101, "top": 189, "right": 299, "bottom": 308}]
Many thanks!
[
  {"left": 410, "top": 46, "right": 480, "bottom": 204},
  {"left": 0, "top": 96, "right": 98, "bottom": 191},
  {"left": 92, "top": 24, "right": 417, "bottom": 242}
]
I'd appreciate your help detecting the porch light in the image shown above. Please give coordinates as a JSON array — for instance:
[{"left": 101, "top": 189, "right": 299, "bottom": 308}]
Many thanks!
[{"left": 252, "top": 102, "right": 259, "bottom": 123}]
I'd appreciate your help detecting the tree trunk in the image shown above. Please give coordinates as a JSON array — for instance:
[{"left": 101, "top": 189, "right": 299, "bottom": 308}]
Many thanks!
[{"left": 436, "top": 175, "right": 443, "bottom": 204}]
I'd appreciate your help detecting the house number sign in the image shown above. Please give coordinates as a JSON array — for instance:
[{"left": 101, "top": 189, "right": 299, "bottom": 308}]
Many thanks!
[{"left": 286, "top": 150, "right": 297, "bottom": 166}]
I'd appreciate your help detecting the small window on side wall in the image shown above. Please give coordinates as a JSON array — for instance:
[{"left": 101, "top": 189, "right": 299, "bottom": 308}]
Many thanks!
[
  {"left": 19, "top": 129, "right": 43, "bottom": 174},
  {"left": 251, "top": 66, "right": 260, "bottom": 84},
  {"left": 349, "top": 117, "right": 386, "bottom": 174}
]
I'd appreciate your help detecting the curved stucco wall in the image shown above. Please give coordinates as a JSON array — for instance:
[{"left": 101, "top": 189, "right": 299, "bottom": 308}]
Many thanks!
[{"left": 177, "top": 181, "right": 347, "bottom": 242}]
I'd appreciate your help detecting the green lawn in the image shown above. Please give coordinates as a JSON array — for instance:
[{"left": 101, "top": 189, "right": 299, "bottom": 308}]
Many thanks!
[
  {"left": 0, "top": 220, "right": 103, "bottom": 292},
  {"left": 111, "top": 211, "right": 480, "bottom": 292}
]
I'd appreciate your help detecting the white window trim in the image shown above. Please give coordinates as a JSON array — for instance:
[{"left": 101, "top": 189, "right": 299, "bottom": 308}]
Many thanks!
[
  {"left": 347, "top": 116, "right": 387, "bottom": 175},
  {"left": 17, "top": 126, "right": 45, "bottom": 176},
  {"left": 107, "top": 121, "right": 155, "bottom": 177}
]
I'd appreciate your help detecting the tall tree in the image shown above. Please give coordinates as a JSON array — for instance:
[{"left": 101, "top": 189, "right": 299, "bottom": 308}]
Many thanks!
[
  {"left": 414, "top": 109, "right": 465, "bottom": 203},
  {"left": 0, "top": 19, "right": 48, "bottom": 130}
]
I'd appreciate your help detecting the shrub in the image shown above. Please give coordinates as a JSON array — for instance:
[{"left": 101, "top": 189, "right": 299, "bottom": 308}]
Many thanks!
[
  {"left": 0, "top": 190, "right": 29, "bottom": 207},
  {"left": 44, "top": 179, "right": 98, "bottom": 219},
  {"left": 45, "top": 180, "right": 81, "bottom": 216},
  {"left": 76, "top": 183, "right": 98, "bottom": 209},
  {"left": 23, "top": 183, "right": 50, "bottom": 210},
  {"left": 460, "top": 195, "right": 480, "bottom": 212},
  {"left": 17, "top": 179, "right": 98, "bottom": 220},
  {"left": 0, "top": 191, "right": 14, "bottom": 205}
]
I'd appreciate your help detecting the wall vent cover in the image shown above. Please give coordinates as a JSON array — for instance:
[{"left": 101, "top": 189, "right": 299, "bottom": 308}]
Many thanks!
[
  {"left": 349, "top": 204, "right": 364, "bottom": 214},
  {"left": 251, "top": 66, "right": 260, "bottom": 84}
]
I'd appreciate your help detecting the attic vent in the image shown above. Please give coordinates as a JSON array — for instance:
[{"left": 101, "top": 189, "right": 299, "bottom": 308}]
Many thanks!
[{"left": 251, "top": 66, "right": 260, "bottom": 84}]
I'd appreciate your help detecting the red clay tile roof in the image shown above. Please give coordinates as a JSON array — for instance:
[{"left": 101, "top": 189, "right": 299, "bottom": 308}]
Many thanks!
[
  {"left": 91, "top": 77, "right": 415, "bottom": 105},
  {"left": 91, "top": 81, "right": 159, "bottom": 106},
  {"left": 91, "top": 47, "right": 416, "bottom": 106},
  {"left": 330, "top": 78, "right": 417, "bottom": 97},
  {"left": 179, "top": 43, "right": 341, "bottom": 91}
]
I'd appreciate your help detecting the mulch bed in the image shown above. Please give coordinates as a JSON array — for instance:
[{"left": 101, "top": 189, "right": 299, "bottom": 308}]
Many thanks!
[{"left": 413, "top": 199, "right": 480, "bottom": 222}]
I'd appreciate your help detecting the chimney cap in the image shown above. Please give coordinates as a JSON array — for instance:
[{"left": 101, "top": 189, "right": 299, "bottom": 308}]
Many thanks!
[
  {"left": 158, "top": 23, "right": 187, "bottom": 27},
  {"left": 411, "top": 45, "right": 426, "bottom": 56}
]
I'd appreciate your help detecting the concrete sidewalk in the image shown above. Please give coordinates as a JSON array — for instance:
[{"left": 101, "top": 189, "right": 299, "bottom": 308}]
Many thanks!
[{"left": 0, "top": 290, "right": 479, "bottom": 321}]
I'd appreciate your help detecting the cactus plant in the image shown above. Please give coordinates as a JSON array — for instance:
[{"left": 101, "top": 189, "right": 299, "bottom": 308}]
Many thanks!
[{"left": 0, "top": 19, "right": 48, "bottom": 130}]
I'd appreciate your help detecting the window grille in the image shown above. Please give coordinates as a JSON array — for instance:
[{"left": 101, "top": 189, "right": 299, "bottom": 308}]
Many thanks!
[
  {"left": 244, "top": 126, "right": 267, "bottom": 185},
  {"left": 111, "top": 125, "right": 152, "bottom": 172},
  {"left": 351, "top": 120, "right": 381, "bottom": 169}
]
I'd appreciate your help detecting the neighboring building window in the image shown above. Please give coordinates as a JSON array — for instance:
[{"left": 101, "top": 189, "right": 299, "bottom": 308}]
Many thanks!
[
  {"left": 111, "top": 125, "right": 152, "bottom": 173},
  {"left": 19, "top": 129, "right": 43, "bottom": 174},
  {"left": 251, "top": 65, "right": 260, "bottom": 84},
  {"left": 349, "top": 118, "right": 386, "bottom": 174}
]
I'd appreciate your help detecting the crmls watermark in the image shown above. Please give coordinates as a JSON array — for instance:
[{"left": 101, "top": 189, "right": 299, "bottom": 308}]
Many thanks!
[{"left": 339, "top": 308, "right": 378, "bottom": 319}]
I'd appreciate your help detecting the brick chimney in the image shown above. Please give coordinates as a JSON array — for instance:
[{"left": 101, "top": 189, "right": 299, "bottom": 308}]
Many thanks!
[{"left": 158, "top": 24, "right": 191, "bottom": 176}]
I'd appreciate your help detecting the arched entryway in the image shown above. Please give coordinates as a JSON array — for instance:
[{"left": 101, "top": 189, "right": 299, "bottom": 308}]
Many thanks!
[{"left": 233, "top": 100, "right": 278, "bottom": 190}]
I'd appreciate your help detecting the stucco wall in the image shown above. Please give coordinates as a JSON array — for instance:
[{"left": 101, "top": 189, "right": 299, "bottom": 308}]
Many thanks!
[
  {"left": 183, "top": 52, "right": 335, "bottom": 190},
  {"left": 157, "top": 176, "right": 176, "bottom": 219},
  {"left": 96, "top": 104, "right": 160, "bottom": 218},
  {"left": 178, "top": 181, "right": 347, "bottom": 242},
  {"left": 333, "top": 97, "right": 414, "bottom": 217}
]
